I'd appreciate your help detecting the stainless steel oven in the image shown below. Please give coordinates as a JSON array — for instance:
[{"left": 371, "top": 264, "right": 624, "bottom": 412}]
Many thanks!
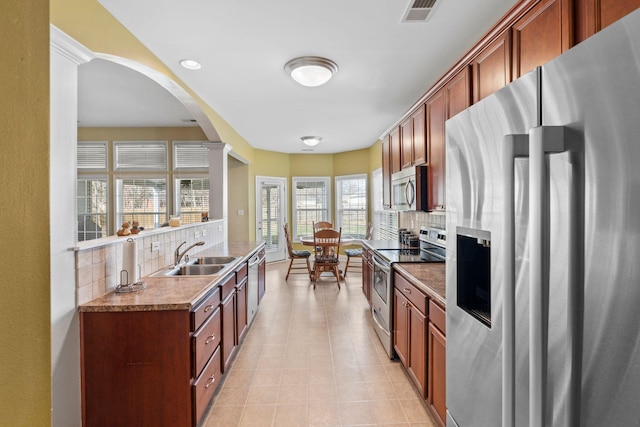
[
  {"left": 371, "top": 253, "right": 393, "bottom": 357},
  {"left": 371, "top": 226, "right": 446, "bottom": 359}
]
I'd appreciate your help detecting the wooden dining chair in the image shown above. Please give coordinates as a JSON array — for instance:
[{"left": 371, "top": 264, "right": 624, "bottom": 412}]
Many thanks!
[
  {"left": 312, "top": 227, "right": 342, "bottom": 289},
  {"left": 344, "top": 222, "right": 373, "bottom": 277},
  {"left": 283, "top": 223, "right": 312, "bottom": 280},
  {"left": 313, "top": 221, "right": 333, "bottom": 231}
]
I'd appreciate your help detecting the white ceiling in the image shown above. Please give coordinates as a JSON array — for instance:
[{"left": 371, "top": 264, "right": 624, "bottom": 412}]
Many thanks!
[{"left": 85, "top": 0, "right": 518, "bottom": 153}]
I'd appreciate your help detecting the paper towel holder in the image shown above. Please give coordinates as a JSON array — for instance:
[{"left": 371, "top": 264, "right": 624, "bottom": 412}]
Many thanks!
[{"left": 115, "top": 268, "right": 146, "bottom": 293}]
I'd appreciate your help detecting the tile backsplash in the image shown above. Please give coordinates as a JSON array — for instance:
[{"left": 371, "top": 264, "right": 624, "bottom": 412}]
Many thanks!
[
  {"left": 75, "top": 220, "right": 225, "bottom": 305},
  {"left": 398, "top": 210, "right": 445, "bottom": 236}
]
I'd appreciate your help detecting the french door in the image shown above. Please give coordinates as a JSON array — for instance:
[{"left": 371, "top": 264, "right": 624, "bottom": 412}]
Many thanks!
[{"left": 255, "top": 176, "right": 287, "bottom": 262}]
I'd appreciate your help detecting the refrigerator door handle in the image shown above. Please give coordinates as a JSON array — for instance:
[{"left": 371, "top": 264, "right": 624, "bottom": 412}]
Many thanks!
[
  {"left": 501, "top": 134, "right": 529, "bottom": 427},
  {"left": 529, "top": 126, "right": 566, "bottom": 427}
]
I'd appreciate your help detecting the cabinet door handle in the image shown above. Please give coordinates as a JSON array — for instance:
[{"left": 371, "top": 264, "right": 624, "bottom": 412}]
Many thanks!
[
  {"left": 204, "top": 304, "right": 214, "bottom": 313},
  {"left": 205, "top": 375, "right": 216, "bottom": 388},
  {"left": 205, "top": 335, "right": 216, "bottom": 344},
  {"left": 403, "top": 287, "right": 412, "bottom": 294}
]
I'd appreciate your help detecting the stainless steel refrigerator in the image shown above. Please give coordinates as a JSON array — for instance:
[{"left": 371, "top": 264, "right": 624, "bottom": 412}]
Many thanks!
[{"left": 445, "top": 9, "right": 640, "bottom": 427}]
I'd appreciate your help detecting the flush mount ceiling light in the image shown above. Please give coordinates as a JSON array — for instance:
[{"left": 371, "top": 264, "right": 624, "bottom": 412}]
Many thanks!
[
  {"left": 301, "top": 136, "right": 322, "bottom": 147},
  {"left": 179, "top": 59, "right": 202, "bottom": 70},
  {"left": 284, "top": 57, "right": 338, "bottom": 87}
]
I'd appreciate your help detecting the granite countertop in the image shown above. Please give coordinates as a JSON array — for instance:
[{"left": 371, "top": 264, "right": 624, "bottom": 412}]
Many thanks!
[
  {"left": 393, "top": 263, "right": 446, "bottom": 307},
  {"left": 79, "top": 241, "right": 265, "bottom": 313}
]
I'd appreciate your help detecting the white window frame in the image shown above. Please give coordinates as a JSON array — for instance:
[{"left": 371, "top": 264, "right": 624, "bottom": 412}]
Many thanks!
[
  {"left": 335, "top": 173, "right": 368, "bottom": 239},
  {"left": 291, "top": 176, "right": 331, "bottom": 241}
]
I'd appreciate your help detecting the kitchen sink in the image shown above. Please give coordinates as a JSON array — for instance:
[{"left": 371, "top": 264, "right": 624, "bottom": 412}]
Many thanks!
[
  {"left": 151, "top": 263, "right": 233, "bottom": 277},
  {"left": 194, "top": 256, "right": 239, "bottom": 265},
  {"left": 150, "top": 255, "right": 240, "bottom": 277}
]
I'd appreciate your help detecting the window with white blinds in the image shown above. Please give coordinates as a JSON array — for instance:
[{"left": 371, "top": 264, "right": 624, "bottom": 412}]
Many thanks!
[
  {"left": 371, "top": 168, "right": 398, "bottom": 240},
  {"left": 292, "top": 177, "right": 331, "bottom": 240},
  {"left": 114, "top": 141, "right": 167, "bottom": 170},
  {"left": 373, "top": 210, "right": 398, "bottom": 240},
  {"left": 335, "top": 174, "right": 367, "bottom": 239},
  {"left": 77, "top": 142, "right": 107, "bottom": 170},
  {"left": 173, "top": 142, "right": 209, "bottom": 170}
]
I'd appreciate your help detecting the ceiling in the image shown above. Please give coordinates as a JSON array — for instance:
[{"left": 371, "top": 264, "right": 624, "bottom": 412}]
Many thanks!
[{"left": 82, "top": 0, "right": 519, "bottom": 153}]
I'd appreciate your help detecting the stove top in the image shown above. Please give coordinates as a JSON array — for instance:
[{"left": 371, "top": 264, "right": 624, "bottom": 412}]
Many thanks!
[{"left": 375, "top": 248, "right": 445, "bottom": 264}]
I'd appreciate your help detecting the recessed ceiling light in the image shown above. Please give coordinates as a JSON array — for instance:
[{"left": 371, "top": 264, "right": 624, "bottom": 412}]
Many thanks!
[
  {"left": 284, "top": 57, "right": 338, "bottom": 87},
  {"left": 179, "top": 59, "right": 202, "bottom": 70}
]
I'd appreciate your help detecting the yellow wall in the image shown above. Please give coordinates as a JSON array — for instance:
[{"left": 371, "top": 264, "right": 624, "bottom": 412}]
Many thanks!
[
  {"left": 78, "top": 126, "right": 207, "bottom": 141},
  {"left": 0, "top": 1, "right": 51, "bottom": 425},
  {"left": 228, "top": 158, "right": 250, "bottom": 241}
]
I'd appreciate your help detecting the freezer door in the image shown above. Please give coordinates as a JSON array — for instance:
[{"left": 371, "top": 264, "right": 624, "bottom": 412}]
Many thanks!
[
  {"left": 445, "top": 69, "right": 539, "bottom": 427},
  {"left": 539, "top": 8, "right": 640, "bottom": 426}
]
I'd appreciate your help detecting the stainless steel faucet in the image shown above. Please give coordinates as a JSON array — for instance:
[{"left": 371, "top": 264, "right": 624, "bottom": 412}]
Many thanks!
[{"left": 174, "top": 241, "right": 205, "bottom": 266}]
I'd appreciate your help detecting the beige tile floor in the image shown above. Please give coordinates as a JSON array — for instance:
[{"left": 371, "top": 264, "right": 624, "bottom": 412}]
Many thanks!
[{"left": 202, "top": 259, "right": 438, "bottom": 427}]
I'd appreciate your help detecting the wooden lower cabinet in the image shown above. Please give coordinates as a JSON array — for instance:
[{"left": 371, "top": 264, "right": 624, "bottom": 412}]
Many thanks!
[
  {"left": 221, "top": 289, "right": 236, "bottom": 372},
  {"left": 393, "top": 275, "right": 428, "bottom": 398},
  {"left": 394, "top": 271, "right": 447, "bottom": 426},
  {"left": 362, "top": 247, "right": 373, "bottom": 305},
  {"left": 80, "top": 286, "right": 223, "bottom": 427},
  {"left": 236, "top": 278, "right": 248, "bottom": 342},
  {"left": 428, "top": 300, "right": 447, "bottom": 427}
]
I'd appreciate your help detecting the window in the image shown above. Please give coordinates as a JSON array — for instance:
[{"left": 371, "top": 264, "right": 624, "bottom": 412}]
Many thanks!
[
  {"left": 114, "top": 141, "right": 167, "bottom": 170},
  {"left": 77, "top": 142, "right": 108, "bottom": 241},
  {"left": 371, "top": 168, "right": 398, "bottom": 240},
  {"left": 173, "top": 142, "right": 210, "bottom": 225},
  {"left": 176, "top": 178, "right": 209, "bottom": 224},
  {"left": 335, "top": 174, "right": 367, "bottom": 238},
  {"left": 77, "top": 177, "right": 108, "bottom": 241},
  {"left": 115, "top": 178, "right": 167, "bottom": 230},
  {"left": 292, "top": 177, "right": 331, "bottom": 241},
  {"left": 77, "top": 140, "right": 212, "bottom": 241}
]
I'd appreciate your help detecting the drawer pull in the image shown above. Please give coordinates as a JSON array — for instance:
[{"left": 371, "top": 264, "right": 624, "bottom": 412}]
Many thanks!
[
  {"left": 205, "top": 335, "right": 216, "bottom": 345},
  {"left": 403, "top": 287, "right": 412, "bottom": 294},
  {"left": 205, "top": 375, "right": 216, "bottom": 388},
  {"left": 204, "top": 304, "right": 214, "bottom": 313}
]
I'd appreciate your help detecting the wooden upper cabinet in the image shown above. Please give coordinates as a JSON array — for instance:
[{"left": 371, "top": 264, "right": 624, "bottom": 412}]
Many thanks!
[
  {"left": 446, "top": 65, "right": 472, "bottom": 120},
  {"left": 577, "top": 0, "right": 640, "bottom": 42},
  {"left": 400, "top": 105, "right": 427, "bottom": 169},
  {"left": 427, "top": 89, "right": 446, "bottom": 211},
  {"left": 400, "top": 117, "right": 414, "bottom": 170},
  {"left": 382, "top": 138, "right": 391, "bottom": 208},
  {"left": 412, "top": 105, "right": 427, "bottom": 166},
  {"left": 472, "top": 30, "right": 512, "bottom": 102},
  {"left": 390, "top": 127, "right": 402, "bottom": 175},
  {"left": 512, "top": 0, "right": 572, "bottom": 79}
]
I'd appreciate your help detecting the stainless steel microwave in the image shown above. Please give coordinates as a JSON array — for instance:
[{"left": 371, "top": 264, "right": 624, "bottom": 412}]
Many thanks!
[{"left": 391, "top": 165, "right": 428, "bottom": 211}]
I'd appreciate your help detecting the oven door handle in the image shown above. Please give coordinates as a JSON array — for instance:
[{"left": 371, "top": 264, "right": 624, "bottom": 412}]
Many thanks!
[
  {"left": 372, "top": 256, "right": 390, "bottom": 274},
  {"left": 371, "top": 307, "right": 391, "bottom": 336}
]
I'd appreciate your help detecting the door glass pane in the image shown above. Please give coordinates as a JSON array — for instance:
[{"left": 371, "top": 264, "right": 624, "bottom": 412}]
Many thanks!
[{"left": 261, "top": 184, "right": 280, "bottom": 251}]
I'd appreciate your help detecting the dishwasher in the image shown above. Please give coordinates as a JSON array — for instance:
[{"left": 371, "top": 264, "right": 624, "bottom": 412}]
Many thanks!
[{"left": 247, "top": 250, "right": 262, "bottom": 325}]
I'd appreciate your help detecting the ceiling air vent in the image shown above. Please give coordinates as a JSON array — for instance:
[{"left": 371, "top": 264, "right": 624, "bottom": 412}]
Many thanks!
[{"left": 401, "top": 0, "right": 439, "bottom": 23}]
